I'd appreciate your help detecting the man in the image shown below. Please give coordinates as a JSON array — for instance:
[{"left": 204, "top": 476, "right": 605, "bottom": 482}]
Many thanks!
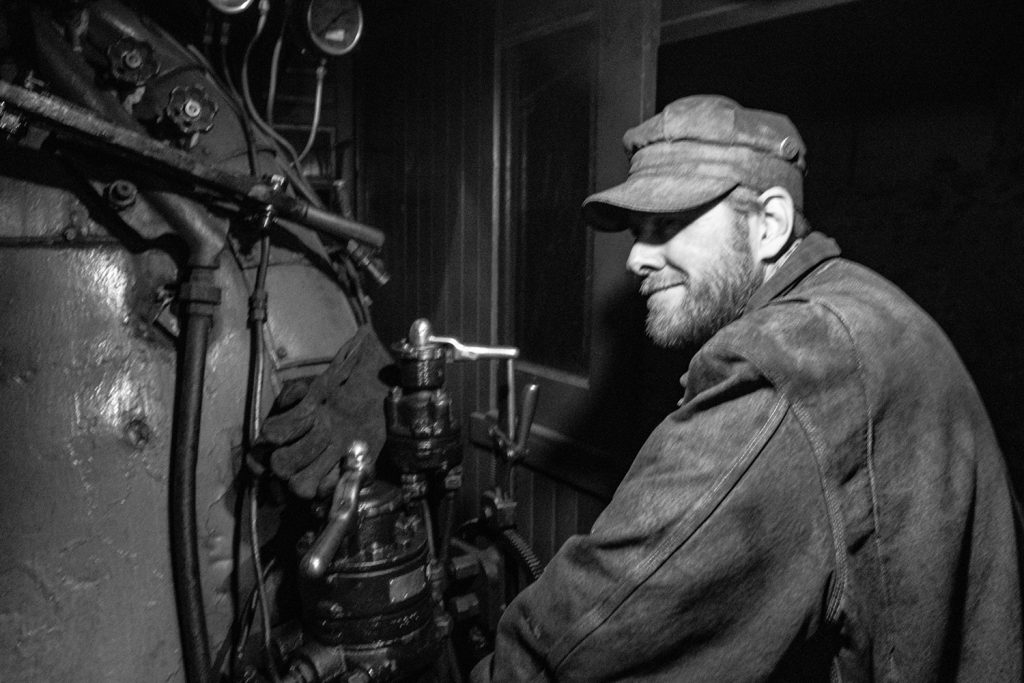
[{"left": 473, "top": 95, "right": 1023, "bottom": 681}]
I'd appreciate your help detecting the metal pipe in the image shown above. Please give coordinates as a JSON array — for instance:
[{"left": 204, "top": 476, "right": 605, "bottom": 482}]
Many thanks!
[{"left": 26, "top": 5, "right": 226, "bottom": 267}]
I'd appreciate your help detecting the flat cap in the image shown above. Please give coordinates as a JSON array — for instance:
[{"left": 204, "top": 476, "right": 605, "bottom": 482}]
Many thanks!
[{"left": 582, "top": 95, "right": 807, "bottom": 231}]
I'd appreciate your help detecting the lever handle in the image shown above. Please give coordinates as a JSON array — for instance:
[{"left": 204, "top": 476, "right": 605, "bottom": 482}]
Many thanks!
[
  {"left": 298, "top": 441, "right": 373, "bottom": 582},
  {"left": 514, "top": 383, "right": 540, "bottom": 451},
  {"left": 428, "top": 334, "right": 519, "bottom": 362},
  {"left": 299, "top": 472, "right": 359, "bottom": 581}
]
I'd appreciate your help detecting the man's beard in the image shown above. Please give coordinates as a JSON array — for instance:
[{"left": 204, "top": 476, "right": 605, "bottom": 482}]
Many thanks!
[{"left": 644, "top": 219, "right": 763, "bottom": 348}]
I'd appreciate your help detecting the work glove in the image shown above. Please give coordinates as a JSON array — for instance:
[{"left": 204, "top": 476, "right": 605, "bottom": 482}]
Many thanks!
[{"left": 255, "top": 325, "right": 394, "bottom": 499}]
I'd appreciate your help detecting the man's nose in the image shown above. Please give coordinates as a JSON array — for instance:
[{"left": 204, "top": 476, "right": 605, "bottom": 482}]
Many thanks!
[{"left": 626, "top": 242, "right": 664, "bottom": 277}]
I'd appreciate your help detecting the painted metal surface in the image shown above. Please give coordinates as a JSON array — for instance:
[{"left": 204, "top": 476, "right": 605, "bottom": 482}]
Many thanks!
[
  {"left": 0, "top": 215, "right": 182, "bottom": 679},
  {"left": 0, "top": 153, "right": 358, "bottom": 683},
  {"left": 0, "top": 5, "right": 362, "bottom": 679}
]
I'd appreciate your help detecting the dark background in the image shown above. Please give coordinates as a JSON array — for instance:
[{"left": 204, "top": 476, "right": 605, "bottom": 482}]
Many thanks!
[{"left": 657, "top": 0, "right": 1024, "bottom": 494}]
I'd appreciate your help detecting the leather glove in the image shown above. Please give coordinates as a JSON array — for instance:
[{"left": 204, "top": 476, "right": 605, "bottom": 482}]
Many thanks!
[{"left": 255, "top": 325, "right": 393, "bottom": 499}]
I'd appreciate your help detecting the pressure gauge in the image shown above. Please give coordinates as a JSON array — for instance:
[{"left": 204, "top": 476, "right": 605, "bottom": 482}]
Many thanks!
[
  {"left": 207, "top": 0, "right": 255, "bottom": 14},
  {"left": 305, "top": 0, "right": 364, "bottom": 57}
]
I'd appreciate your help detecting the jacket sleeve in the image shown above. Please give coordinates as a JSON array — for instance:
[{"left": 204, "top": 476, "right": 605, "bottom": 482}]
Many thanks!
[{"left": 480, "top": 351, "right": 838, "bottom": 682}]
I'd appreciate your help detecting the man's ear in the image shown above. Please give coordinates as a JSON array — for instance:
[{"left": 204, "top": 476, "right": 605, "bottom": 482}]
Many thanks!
[{"left": 752, "top": 186, "right": 795, "bottom": 263}]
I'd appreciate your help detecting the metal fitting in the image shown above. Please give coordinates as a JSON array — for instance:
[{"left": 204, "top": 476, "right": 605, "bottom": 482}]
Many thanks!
[
  {"left": 106, "top": 37, "right": 159, "bottom": 85},
  {"left": 104, "top": 179, "right": 138, "bottom": 210}
]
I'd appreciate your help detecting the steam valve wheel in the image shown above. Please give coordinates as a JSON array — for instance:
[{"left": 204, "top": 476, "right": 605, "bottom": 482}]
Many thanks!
[
  {"left": 164, "top": 85, "right": 218, "bottom": 136},
  {"left": 106, "top": 37, "right": 160, "bottom": 85}
]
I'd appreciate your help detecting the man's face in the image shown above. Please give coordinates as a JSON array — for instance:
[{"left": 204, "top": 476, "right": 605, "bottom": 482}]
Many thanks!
[{"left": 626, "top": 201, "right": 764, "bottom": 348}]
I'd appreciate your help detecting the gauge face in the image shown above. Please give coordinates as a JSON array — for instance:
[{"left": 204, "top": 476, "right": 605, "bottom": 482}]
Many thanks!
[
  {"left": 306, "top": 0, "right": 364, "bottom": 56},
  {"left": 207, "top": 0, "right": 255, "bottom": 14}
]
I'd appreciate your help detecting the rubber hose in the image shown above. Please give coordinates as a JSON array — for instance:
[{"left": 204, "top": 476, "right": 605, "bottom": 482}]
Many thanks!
[{"left": 169, "top": 269, "right": 218, "bottom": 683}]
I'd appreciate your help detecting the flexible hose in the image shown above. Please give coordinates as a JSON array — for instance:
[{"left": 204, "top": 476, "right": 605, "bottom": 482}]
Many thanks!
[
  {"left": 296, "top": 60, "right": 328, "bottom": 165},
  {"left": 240, "top": 0, "right": 270, "bottom": 126},
  {"left": 169, "top": 268, "right": 219, "bottom": 683},
  {"left": 235, "top": 1, "right": 310, "bottom": 170},
  {"left": 249, "top": 485, "right": 281, "bottom": 682},
  {"left": 245, "top": 214, "right": 279, "bottom": 680},
  {"left": 266, "top": 31, "right": 285, "bottom": 124}
]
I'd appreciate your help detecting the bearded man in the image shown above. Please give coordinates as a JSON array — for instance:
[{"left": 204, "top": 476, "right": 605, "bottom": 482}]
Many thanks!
[{"left": 472, "top": 95, "right": 1023, "bottom": 681}]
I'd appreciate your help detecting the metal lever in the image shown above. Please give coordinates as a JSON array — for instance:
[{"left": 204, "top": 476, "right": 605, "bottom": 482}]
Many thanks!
[
  {"left": 427, "top": 334, "right": 518, "bottom": 362},
  {"left": 299, "top": 441, "right": 373, "bottom": 582},
  {"left": 514, "top": 383, "right": 540, "bottom": 451},
  {"left": 491, "top": 382, "right": 540, "bottom": 464}
]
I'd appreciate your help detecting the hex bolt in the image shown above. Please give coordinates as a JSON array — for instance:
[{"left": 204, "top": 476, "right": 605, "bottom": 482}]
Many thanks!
[
  {"left": 448, "top": 593, "right": 480, "bottom": 621},
  {"left": 447, "top": 554, "right": 479, "bottom": 582},
  {"left": 105, "top": 179, "right": 138, "bottom": 210}
]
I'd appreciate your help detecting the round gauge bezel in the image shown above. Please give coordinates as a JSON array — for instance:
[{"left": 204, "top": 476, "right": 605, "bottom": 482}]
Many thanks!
[
  {"left": 207, "top": 0, "right": 256, "bottom": 15},
  {"left": 306, "top": 0, "right": 364, "bottom": 57}
]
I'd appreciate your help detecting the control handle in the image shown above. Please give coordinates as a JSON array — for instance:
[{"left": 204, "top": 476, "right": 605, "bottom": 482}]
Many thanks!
[
  {"left": 514, "top": 383, "right": 540, "bottom": 451},
  {"left": 299, "top": 441, "right": 373, "bottom": 581}
]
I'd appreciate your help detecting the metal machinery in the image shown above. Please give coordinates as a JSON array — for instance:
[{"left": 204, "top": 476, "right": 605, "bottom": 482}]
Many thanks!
[
  {"left": 252, "top": 318, "right": 540, "bottom": 682},
  {"left": 0, "top": 2, "right": 540, "bottom": 681}
]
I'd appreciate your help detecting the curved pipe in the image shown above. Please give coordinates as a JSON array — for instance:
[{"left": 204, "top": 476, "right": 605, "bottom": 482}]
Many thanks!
[
  {"left": 169, "top": 266, "right": 220, "bottom": 683},
  {"left": 28, "top": 5, "right": 227, "bottom": 267}
]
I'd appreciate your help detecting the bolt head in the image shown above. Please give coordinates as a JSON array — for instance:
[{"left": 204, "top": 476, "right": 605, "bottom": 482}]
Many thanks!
[
  {"left": 182, "top": 99, "right": 202, "bottom": 118},
  {"left": 122, "top": 50, "right": 143, "bottom": 69}
]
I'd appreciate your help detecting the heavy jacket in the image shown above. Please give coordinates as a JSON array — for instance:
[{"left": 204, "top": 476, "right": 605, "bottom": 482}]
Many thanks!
[{"left": 477, "top": 233, "right": 1023, "bottom": 681}]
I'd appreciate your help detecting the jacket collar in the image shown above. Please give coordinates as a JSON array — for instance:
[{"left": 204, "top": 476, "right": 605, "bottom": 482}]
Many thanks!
[{"left": 745, "top": 231, "right": 841, "bottom": 311}]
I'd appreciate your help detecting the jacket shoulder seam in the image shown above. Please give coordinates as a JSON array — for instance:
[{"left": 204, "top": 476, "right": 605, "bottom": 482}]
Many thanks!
[{"left": 549, "top": 395, "right": 790, "bottom": 670}]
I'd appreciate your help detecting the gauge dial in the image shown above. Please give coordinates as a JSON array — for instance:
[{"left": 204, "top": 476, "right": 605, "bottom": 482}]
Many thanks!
[
  {"left": 207, "top": 0, "right": 256, "bottom": 14},
  {"left": 306, "top": 0, "right": 364, "bottom": 57}
]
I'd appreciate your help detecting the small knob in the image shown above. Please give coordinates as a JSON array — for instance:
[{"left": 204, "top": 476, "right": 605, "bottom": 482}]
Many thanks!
[
  {"left": 345, "top": 439, "right": 374, "bottom": 479},
  {"left": 408, "top": 318, "right": 433, "bottom": 348}
]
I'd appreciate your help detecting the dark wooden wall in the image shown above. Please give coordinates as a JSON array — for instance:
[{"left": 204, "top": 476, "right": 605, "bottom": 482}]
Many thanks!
[
  {"left": 354, "top": 0, "right": 508, "bottom": 532},
  {"left": 354, "top": 0, "right": 619, "bottom": 564},
  {"left": 657, "top": 0, "right": 1024, "bottom": 497}
]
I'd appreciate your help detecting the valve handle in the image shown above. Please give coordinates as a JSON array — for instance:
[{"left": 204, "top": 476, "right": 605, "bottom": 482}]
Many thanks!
[
  {"left": 514, "top": 383, "right": 540, "bottom": 451},
  {"left": 298, "top": 441, "right": 373, "bottom": 581},
  {"left": 428, "top": 334, "right": 519, "bottom": 362}
]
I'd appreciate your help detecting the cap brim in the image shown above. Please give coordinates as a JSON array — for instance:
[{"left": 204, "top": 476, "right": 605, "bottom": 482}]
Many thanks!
[{"left": 581, "top": 174, "right": 739, "bottom": 232}]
